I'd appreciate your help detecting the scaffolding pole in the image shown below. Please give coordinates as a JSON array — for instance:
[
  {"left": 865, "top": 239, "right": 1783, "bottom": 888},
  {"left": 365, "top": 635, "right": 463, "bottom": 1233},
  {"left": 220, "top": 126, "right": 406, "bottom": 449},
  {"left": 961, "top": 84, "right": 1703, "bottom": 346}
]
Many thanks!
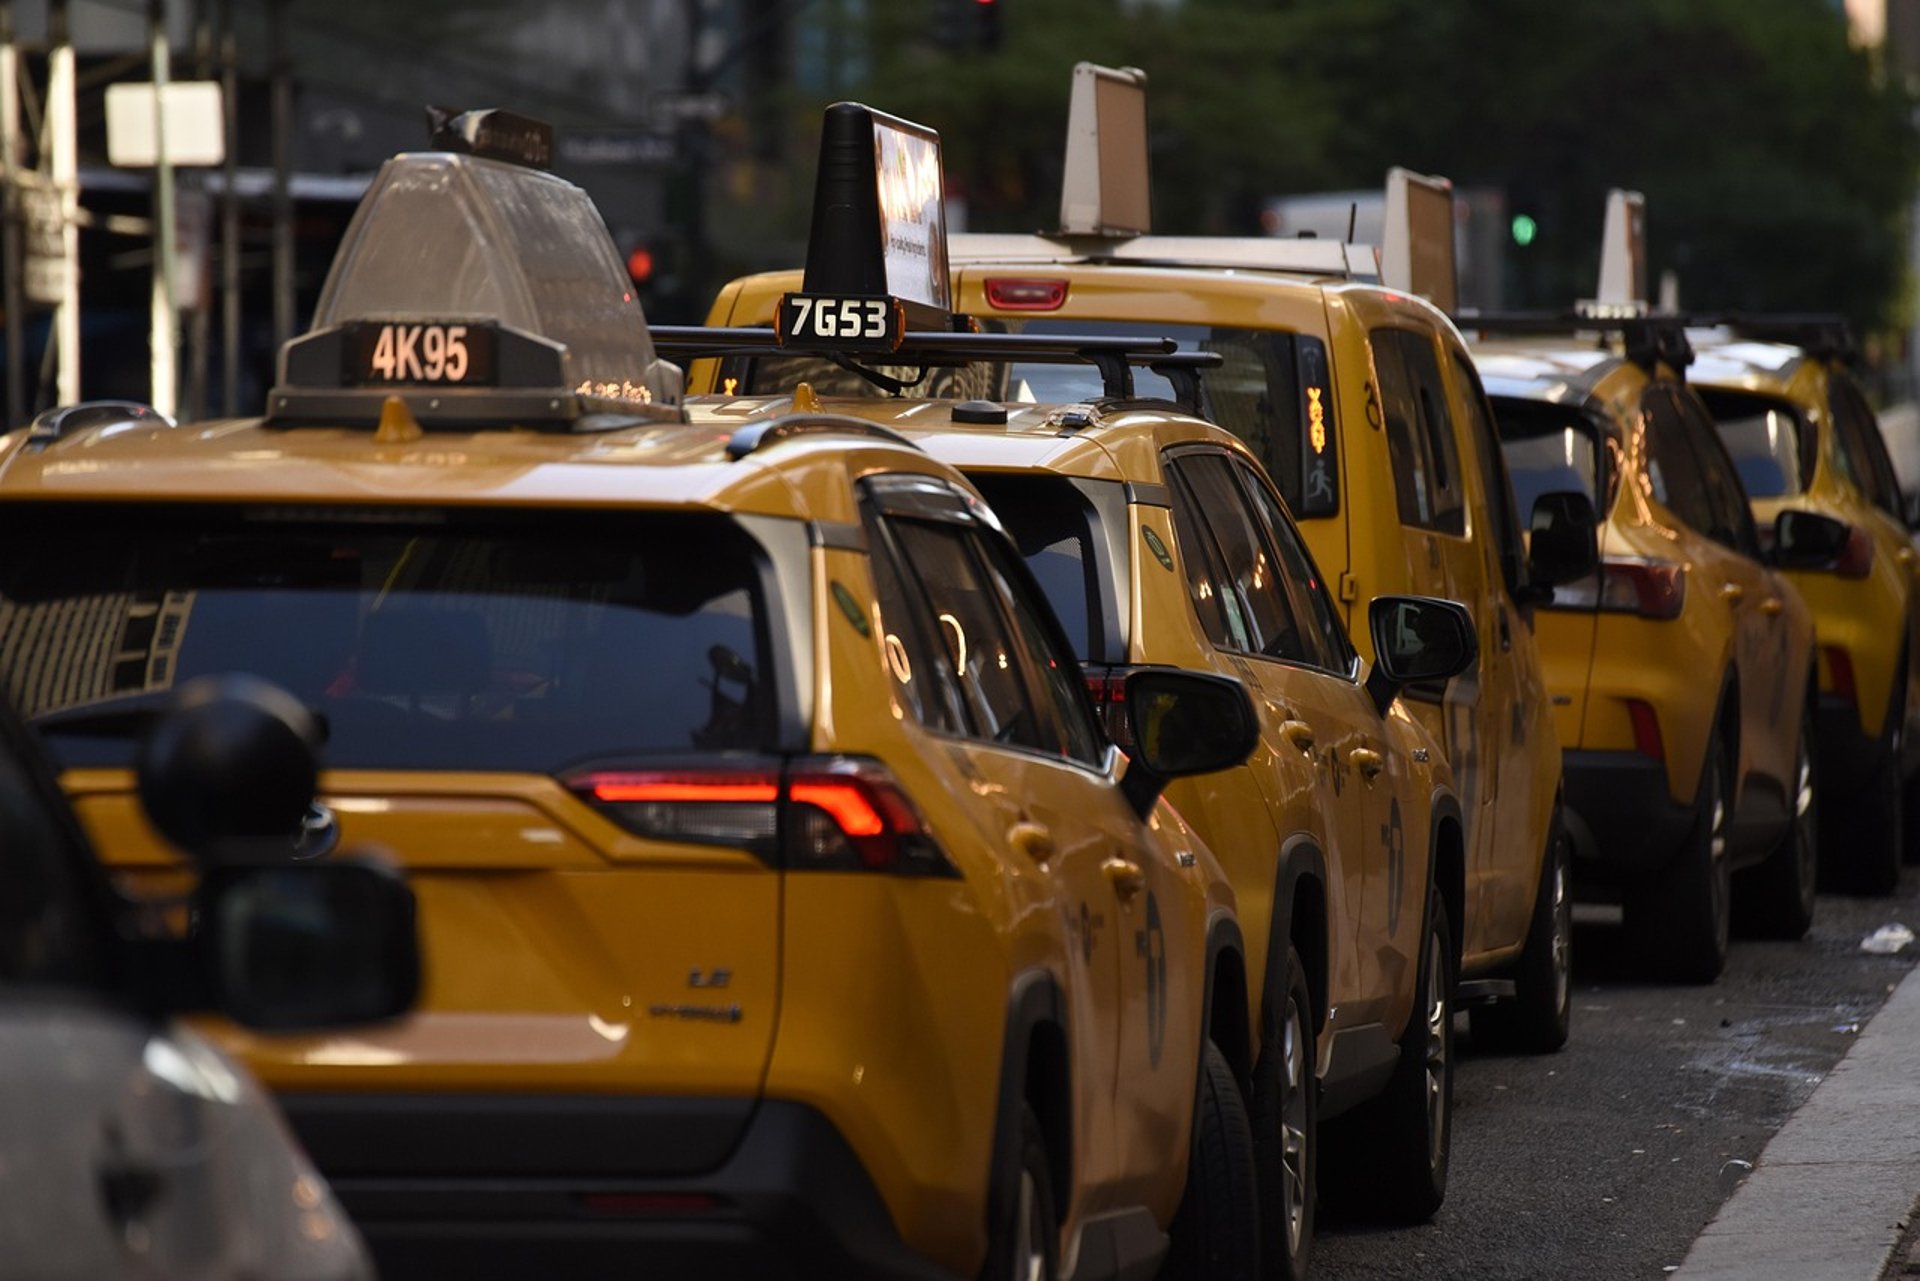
[
  {"left": 0, "top": 0, "right": 23, "bottom": 429},
  {"left": 49, "top": 0, "right": 76, "bottom": 406}
]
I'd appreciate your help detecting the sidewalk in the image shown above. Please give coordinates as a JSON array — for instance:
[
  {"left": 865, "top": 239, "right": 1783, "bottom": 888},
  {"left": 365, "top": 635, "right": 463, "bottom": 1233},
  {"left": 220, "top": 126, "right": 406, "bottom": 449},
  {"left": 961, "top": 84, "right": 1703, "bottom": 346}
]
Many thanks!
[{"left": 1672, "top": 959, "right": 1920, "bottom": 1281}]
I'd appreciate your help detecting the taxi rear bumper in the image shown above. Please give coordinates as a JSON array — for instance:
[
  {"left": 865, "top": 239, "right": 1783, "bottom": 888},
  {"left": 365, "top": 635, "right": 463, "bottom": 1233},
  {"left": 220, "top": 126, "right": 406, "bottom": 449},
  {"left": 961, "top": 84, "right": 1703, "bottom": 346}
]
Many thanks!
[
  {"left": 279, "top": 1093, "right": 957, "bottom": 1281},
  {"left": 1562, "top": 750, "right": 1694, "bottom": 874}
]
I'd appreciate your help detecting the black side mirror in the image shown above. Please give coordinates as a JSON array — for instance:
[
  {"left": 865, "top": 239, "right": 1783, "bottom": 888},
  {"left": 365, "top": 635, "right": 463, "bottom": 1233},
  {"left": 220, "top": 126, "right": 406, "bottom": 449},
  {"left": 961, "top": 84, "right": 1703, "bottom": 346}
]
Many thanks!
[
  {"left": 1522, "top": 491, "right": 1599, "bottom": 603},
  {"left": 137, "top": 674, "right": 323, "bottom": 867},
  {"left": 1365, "top": 596, "right": 1480, "bottom": 715},
  {"left": 1903, "top": 491, "right": 1920, "bottom": 533},
  {"left": 193, "top": 859, "right": 420, "bottom": 1031},
  {"left": 1772, "top": 509, "right": 1852, "bottom": 569},
  {"left": 1119, "top": 668, "right": 1259, "bottom": 818}
]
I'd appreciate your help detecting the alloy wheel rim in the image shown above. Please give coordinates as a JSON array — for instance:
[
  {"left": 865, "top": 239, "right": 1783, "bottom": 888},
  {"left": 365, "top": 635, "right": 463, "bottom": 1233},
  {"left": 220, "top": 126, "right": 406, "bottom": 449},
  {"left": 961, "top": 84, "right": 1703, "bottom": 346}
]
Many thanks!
[
  {"left": 1709, "top": 761, "right": 1730, "bottom": 948},
  {"left": 1550, "top": 847, "right": 1571, "bottom": 1015},
  {"left": 1282, "top": 994, "right": 1309, "bottom": 1256},
  {"left": 1424, "top": 930, "right": 1448, "bottom": 1167},
  {"left": 1016, "top": 1169, "right": 1045, "bottom": 1281},
  {"left": 1795, "top": 730, "right": 1817, "bottom": 907}
]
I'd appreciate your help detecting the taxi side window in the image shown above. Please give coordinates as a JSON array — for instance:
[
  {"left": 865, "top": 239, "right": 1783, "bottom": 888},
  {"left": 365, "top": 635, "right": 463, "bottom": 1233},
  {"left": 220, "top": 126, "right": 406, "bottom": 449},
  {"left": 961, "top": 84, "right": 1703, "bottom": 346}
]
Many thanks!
[
  {"left": 1233, "top": 459, "right": 1353, "bottom": 673},
  {"left": 861, "top": 510, "right": 968, "bottom": 735},
  {"left": 0, "top": 721, "right": 109, "bottom": 989},
  {"left": 1830, "top": 377, "right": 1903, "bottom": 519},
  {"left": 1167, "top": 467, "right": 1251, "bottom": 651},
  {"left": 1671, "top": 388, "right": 1764, "bottom": 558},
  {"left": 1642, "top": 387, "right": 1718, "bottom": 536},
  {"left": 973, "top": 532, "right": 1107, "bottom": 768},
  {"left": 1167, "top": 453, "right": 1309, "bottom": 664},
  {"left": 1452, "top": 351, "right": 1528, "bottom": 593},
  {"left": 1372, "top": 328, "right": 1466, "bottom": 535}
]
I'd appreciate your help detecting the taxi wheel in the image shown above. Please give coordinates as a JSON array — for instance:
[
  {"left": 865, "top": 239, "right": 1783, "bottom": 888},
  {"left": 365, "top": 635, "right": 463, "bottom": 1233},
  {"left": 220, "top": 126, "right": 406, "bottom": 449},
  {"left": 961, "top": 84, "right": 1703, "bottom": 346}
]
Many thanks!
[
  {"left": 1163, "top": 1040, "right": 1260, "bottom": 1281},
  {"left": 1849, "top": 748, "right": 1902, "bottom": 896},
  {"left": 1628, "top": 736, "right": 1731, "bottom": 984},
  {"left": 1734, "top": 710, "right": 1819, "bottom": 939},
  {"left": 1469, "top": 813, "right": 1571, "bottom": 1053},
  {"left": 1321, "top": 884, "right": 1453, "bottom": 1223},
  {"left": 983, "top": 1105, "right": 1057, "bottom": 1281},
  {"left": 1250, "top": 948, "right": 1316, "bottom": 1280}
]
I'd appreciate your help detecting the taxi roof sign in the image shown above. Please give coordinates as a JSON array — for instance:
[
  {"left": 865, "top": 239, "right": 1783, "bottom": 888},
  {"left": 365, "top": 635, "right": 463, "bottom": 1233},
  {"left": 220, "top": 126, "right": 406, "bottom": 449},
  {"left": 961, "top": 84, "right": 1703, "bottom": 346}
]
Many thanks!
[
  {"left": 1594, "top": 188, "right": 1647, "bottom": 309},
  {"left": 1059, "top": 63, "right": 1150, "bottom": 237},
  {"left": 801, "top": 102, "right": 952, "bottom": 322},
  {"left": 426, "top": 106, "right": 554, "bottom": 171},
  {"left": 1379, "top": 167, "right": 1457, "bottom": 313}
]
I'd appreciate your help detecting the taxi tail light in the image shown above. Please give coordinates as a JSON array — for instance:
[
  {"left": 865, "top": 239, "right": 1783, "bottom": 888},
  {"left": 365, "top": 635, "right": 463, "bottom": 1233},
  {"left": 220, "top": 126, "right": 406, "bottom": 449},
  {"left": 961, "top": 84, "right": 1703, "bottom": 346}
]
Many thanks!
[
  {"left": 1556, "top": 557, "right": 1686, "bottom": 620},
  {"left": 984, "top": 278, "right": 1068, "bottom": 311},
  {"left": 569, "top": 758, "right": 955, "bottom": 876},
  {"left": 1083, "top": 666, "right": 1137, "bottom": 750},
  {"left": 1824, "top": 645, "right": 1858, "bottom": 708},
  {"left": 1625, "top": 698, "right": 1665, "bottom": 762}
]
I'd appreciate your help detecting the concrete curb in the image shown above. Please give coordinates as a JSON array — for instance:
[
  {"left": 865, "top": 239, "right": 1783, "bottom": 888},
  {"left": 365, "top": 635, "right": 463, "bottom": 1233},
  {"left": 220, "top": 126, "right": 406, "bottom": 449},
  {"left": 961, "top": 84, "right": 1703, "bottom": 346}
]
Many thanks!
[{"left": 1672, "top": 958, "right": 1920, "bottom": 1281}]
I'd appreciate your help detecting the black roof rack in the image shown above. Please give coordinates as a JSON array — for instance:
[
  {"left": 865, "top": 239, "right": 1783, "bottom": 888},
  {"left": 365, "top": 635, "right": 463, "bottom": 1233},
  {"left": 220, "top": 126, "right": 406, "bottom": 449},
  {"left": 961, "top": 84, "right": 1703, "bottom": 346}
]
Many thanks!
[
  {"left": 651, "top": 326, "right": 1223, "bottom": 414},
  {"left": 1683, "top": 312, "right": 1858, "bottom": 365},
  {"left": 1450, "top": 311, "right": 1694, "bottom": 374},
  {"left": 724, "top": 414, "right": 916, "bottom": 460}
]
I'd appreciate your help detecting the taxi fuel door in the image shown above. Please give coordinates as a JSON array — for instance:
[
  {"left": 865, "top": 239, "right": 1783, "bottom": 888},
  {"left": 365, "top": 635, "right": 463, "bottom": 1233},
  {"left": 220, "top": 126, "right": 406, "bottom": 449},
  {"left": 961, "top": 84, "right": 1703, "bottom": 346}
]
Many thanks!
[{"left": 1364, "top": 596, "right": 1480, "bottom": 715}]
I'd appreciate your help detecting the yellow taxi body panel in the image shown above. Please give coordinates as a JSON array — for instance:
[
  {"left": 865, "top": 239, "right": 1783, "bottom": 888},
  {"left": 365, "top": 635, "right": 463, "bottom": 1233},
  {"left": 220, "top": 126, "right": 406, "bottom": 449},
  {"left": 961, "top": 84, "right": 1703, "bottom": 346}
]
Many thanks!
[
  {"left": 704, "top": 264, "right": 1559, "bottom": 978},
  {"left": 24, "top": 404, "right": 1235, "bottom": 1279}
]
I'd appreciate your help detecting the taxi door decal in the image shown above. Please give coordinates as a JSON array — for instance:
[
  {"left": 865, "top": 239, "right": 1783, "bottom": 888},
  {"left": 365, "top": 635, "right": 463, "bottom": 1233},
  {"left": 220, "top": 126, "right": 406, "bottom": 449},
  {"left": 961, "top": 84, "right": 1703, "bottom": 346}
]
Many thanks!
[{"left": 1383, "top": 797, "right": 1406, "bottom": 937}]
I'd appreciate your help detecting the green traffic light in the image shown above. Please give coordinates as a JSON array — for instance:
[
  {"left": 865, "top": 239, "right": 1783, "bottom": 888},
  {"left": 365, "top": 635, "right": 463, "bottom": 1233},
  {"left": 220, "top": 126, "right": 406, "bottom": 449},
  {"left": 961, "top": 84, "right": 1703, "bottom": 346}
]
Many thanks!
[{"left": 1511, "top": 214, "right": 1538, "bottom": 247}]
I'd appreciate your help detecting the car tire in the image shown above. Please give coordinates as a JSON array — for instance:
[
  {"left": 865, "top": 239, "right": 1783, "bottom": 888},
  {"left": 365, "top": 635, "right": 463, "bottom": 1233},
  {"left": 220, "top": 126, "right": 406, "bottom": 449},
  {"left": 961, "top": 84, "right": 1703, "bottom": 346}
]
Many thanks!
[
  {"left": 1734, "top": 704, "right": 1819, "bottom": 939},
  {"left": 1469, "top": 809, "right": 1571, "bottom": 1053},
  {"left": 1250, "top": 947, "right": 1315, "bottom": 1280},
  {"left": 1843, "top": 668, "right": 1906, "bottom": 893},
  {"left": 1626, "top": 731, "right": 1732, "bottom": 984},
  {"left": 1321, "top": 883, "right": 1453, "bottom": 1223},
  {"left": 1163, "top": 1040, "right": 1260, "bottom": 1281},
  {"left": 982, "top": 1104, "right": 1057, "bottom": 1281}
]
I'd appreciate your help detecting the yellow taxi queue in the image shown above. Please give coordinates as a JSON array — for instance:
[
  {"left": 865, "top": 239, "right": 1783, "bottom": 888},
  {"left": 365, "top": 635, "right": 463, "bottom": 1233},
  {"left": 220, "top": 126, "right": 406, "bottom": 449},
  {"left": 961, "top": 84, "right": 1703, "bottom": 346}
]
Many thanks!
[{"left": 0, "top": 103, "right": 1479, "bottom": 1281}]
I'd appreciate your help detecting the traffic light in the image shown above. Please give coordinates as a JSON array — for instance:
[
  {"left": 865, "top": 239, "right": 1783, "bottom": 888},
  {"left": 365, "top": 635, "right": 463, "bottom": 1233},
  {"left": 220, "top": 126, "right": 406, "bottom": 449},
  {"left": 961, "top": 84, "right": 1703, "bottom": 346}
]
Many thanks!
[
  {"left": 934, "top": 0, "right": 1003, "bottom": 54},
  {"left": 1511, "top": 214, "right": 1538, "bottom": 247},
  {"left": 975, "top": 0, "right": 1002, "bottom": 51}
]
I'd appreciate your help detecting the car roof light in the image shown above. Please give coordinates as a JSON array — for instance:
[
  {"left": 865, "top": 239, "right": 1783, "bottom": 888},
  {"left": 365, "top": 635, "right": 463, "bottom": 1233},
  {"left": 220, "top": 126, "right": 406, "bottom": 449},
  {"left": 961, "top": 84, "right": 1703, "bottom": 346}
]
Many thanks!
[{"left": 985, "top": 278, "right": 1069, "bottom": 311}]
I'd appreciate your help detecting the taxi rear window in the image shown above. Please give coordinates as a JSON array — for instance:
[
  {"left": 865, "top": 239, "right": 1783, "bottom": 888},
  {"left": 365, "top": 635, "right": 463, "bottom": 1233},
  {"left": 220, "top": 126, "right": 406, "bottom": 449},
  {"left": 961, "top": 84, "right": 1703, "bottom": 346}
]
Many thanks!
[
  {"left": 1694, "top": 388, "right": 1815, "bottom": 499},
  {"left": 1491, "top": 396, "right": 1609, "bottom": 519},
  {"left": 0, "top": 506, "right": 779, "bottom": 772},
  {"left": 725, "top": 320, "right": 1336, "bottom": 517}
]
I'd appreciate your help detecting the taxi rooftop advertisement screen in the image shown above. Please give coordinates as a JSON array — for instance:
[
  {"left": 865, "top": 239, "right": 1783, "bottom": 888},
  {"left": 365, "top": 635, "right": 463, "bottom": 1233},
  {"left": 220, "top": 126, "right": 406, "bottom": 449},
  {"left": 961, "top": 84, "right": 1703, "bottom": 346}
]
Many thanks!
[
  {"left": 873, "top": 116, "right": 951, "bottom": 312},
  {"left": 801, "top": 103, "right": 952, "bottom": 318}
]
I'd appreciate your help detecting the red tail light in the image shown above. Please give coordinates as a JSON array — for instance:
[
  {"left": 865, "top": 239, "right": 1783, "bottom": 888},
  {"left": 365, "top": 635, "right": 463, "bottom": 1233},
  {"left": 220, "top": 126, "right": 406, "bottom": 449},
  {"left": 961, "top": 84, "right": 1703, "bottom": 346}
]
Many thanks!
[
  {"left": 1083, "top": 666, "right": 1136, "bottom": 749},
  {"left": 1834, "top": 526, "right": 1875, "bottom": 579},
  {"left": 985, "top": 278, "right": 1068, "bottom": 311},
  {"left": 570, "top": 758, "right": 955, "bottom": 876},
  {"left": 1554, "top": 558, "right": 1686, "bottom": 620},
  {"left": 1824, "top": 645, "right": 1858, "bottom": 708},
  {"left": 1625, "top": 698, "right": 1665, "bottom": 761}
]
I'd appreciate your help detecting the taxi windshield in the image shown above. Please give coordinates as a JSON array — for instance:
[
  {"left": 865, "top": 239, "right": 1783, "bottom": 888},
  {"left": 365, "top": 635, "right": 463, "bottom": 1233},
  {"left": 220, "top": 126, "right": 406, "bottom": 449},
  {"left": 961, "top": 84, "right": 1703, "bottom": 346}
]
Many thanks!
[
  {"left": 1492, "top": 397, "right": 1609, "bottom": 519},
  {"left": 1694, "top": 388, "right": 1814, "bottom": 499},
  {"left": 0, "top": 506, "right": 778, "bottom": 772},
  {"left": 727, "top": 319, "right": 1323, "bottom": 514}
]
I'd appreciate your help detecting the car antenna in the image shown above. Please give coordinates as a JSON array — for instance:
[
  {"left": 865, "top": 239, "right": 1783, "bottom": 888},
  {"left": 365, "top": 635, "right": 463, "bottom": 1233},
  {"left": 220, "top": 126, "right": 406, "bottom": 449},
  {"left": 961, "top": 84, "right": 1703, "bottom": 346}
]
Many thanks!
[{"left": 1346, "top": 201, "right": 1358, "bottom": 244}]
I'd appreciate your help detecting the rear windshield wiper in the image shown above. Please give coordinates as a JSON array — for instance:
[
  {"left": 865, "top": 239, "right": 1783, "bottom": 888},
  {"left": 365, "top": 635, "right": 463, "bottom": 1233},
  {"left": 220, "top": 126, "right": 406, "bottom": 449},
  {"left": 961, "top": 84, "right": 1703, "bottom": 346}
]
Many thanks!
[{"left": 32, "top": 691, "right": 330, "bottom": 743}]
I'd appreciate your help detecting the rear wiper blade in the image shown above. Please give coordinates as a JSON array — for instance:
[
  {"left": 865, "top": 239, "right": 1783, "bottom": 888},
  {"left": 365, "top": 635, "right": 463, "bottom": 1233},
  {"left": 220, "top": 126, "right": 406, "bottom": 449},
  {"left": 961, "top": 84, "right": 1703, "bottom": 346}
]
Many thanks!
[{"left": 31, "top": 691, "right": 331, "bottom": 744}]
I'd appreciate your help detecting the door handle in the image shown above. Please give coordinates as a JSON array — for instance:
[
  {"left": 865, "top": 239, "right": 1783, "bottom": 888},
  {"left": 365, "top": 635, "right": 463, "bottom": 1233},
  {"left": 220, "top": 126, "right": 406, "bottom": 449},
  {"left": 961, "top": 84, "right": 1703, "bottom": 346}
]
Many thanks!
[
  {"left": 1008, "top": 821, "right": 1055, "bottom": 865},
  {"left": 1897, "top": 546, "right": 1916, "bottom": 565},
  {"left": 1280, "top": 720, "right": 1317, "bottom": 753},
  {"left": 1719, "top": 582, "right": 1745, "bottom": 605},
  {"left": 1350, "top": 747, "right": 1387, "bottom": 780},
  {"left": 1759, "top": 597, "right": 1785, "bottom": 617},
  {"left": 1103, "top": 856, "right": 1146, "bottom": 901}
]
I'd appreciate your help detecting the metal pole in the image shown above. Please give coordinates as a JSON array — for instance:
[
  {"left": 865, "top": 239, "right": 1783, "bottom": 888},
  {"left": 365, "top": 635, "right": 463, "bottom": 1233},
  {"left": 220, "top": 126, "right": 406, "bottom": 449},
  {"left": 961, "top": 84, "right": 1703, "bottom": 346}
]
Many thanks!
[
  {"left": 269, "top": 0, "right": 291, "bottom": 350},
  {"left": 148, "top": 0, "right": 177, "bottom": 419},
  {"left": 184, "top": 0, "right": 210, "bottom": 422},
  {"left": 0, "top": 0, "right": 24, "bottom": 429},
  {"left": 218, "top": 0, "right": 236, "bottom": 414},
  {"left": 48, "top": 0, "right": 76, "bottom": 406}
]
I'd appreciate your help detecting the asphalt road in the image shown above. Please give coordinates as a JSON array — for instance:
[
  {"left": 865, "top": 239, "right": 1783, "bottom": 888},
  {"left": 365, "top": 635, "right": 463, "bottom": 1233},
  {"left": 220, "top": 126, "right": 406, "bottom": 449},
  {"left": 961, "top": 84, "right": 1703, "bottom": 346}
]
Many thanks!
[{"left": 1314, "top": 865, "right": 1920, "bottom": 1281}]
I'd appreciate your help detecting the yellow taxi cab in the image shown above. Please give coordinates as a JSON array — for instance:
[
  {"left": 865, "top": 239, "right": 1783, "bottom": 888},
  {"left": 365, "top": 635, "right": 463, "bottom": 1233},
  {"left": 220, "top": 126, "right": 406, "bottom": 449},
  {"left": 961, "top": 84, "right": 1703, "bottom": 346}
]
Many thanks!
[
  {"left": 1459, "top": 198, "right": 1825, "bottom": 979},
  {"left": 691, "top": 65, "right": 1581, "bottom": 1063},
  {"left": 667, "top": 332, "right": 1482, "bottom": 1267},
  {"left": 1686, "top": 317, "right": 1920, "bottom": 894},
  {"left": 0, "top": 107, "right": 1278, "bottom": 1281}
]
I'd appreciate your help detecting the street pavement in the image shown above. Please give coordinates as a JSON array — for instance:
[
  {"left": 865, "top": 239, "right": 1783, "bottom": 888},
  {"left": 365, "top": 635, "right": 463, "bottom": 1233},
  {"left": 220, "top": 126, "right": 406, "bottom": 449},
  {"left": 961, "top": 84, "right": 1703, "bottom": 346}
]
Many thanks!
[{"left": 1312, "top": 868, "right": 1920, "bottom": 1280}]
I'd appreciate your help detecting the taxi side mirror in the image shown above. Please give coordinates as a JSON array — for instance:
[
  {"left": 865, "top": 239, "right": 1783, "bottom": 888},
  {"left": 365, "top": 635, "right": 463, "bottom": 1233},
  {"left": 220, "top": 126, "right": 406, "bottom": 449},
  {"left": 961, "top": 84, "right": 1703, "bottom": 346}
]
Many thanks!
[
  {"left": 1522, "top": 491, "right": 1599, "bottom": 603},
  {"left": 137, "top": 674, "right": 323, "bottom": 868},
  {"left": 1119, "top": 669, "right": 1259, "bottom": 819},
  {"left": 1365, "top": 596, "right": 1479, "bottom": 716},
  {"left": 1772, "top": 509, "right": 1851, "bottom": 569},
  {"left": 1903, "top": 490, "right": 1920, "bottom": 533},
  {"left": 192, "top": 859, "right": 421, "bottom": 1031}
]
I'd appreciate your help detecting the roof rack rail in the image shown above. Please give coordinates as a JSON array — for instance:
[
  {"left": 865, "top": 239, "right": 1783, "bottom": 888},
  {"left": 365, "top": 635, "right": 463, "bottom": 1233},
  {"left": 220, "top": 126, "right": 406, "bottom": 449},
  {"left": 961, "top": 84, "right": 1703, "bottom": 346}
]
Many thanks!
[
  {"left": 25, "top": 400, "right": 174, "bottom": 451},
  {"left": 724, "top": 414, "right": 917, "bottom": 461},
  {"left": 1451, "top": 310, "right": 1693, "bottom": 373},
  {"left": 1683, "top": 312, "right": 1858, "bottom": 364},
  {"left": 652, "top": 326, "right": 1223, "bottom": 414}
]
